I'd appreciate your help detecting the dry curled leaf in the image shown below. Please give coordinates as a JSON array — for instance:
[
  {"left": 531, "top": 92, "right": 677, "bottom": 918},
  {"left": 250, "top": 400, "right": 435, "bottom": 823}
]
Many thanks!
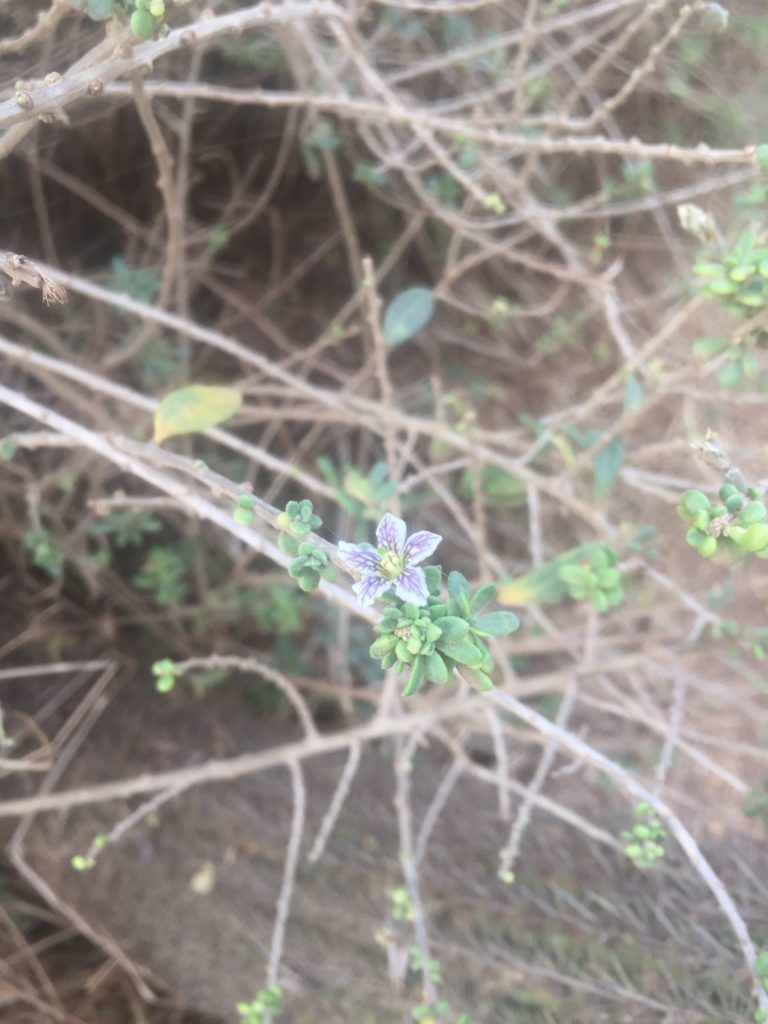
[{"left": 0, "top": 251, "right": 67, "bottom": 304}]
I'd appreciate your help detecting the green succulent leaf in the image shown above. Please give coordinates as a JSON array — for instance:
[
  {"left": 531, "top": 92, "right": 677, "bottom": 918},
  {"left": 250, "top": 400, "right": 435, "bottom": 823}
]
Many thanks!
[
  {"left": 471, "top": 610, "right": 520, "bottom": 636},
  {"left": 435, "top": 615, "right": 470, "bottom": 643},
  {"left": 438, "top": 641, "right": 484, "bottom": 668},
  {"left": 382, "top": 286, "right": 436, "bottom": 346}
]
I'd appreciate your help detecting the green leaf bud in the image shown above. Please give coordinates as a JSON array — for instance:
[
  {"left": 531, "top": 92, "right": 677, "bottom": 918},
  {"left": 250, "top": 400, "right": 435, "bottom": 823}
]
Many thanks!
[
  {"left": 395, "top": 640, "right": 411, "bottom": 664},
  {"left": 297, "top": 569, "right": 320, "bottom": 591},
  {"left": 707, "top": 278, "right": 738, "bottom": 296},
  {"left": 741, "top": 523, "right": 768, "bottom": 552},
  {"left": 130, "top": 9, "right": 156, "bottom": 37},
  {"left": 277, "top": 532, "right": 299, "bottom": 556},
  {"left": 425, "top": 651, "right": 449, "bottom": 685},
  {"left": 725, "top": 493, "right": 743, "bottom": 513},
  {"left": 406, "top": 635, "right": 422, "bottom": 656},
  {"left": 729, "top": 264, "right": 755, "bottom": 282},
  {"left": 693, "top": 262, "right": 724, "bottom": 277},
  {"left": 370, "top": 635, "right": 398, "bottom": 659},
  {"left": 233, "top": 506, "right": 255, "bottom": 526},
  {"left": 692, "top": 509, "right": 710, "bottom": 532},
  {"left": 401, "top": 658, "right": 423, "bottom": 697},
  {"left": 740, "top": 501, "right": 767, "bottom": 525},
  {"left": 680, "top": 489, "right": 710, "bottom": 515},
  {"left": 685, "top": 527, "right": 708, "bottom": 548},
  {"left": 596, "top": 567, "right": 621, "bottom": 589},
  {"left": 424, "top": 622, "right": 443, "bottom": 644},
  {"left": 698, "top": 536, "right": 718, "bottom": 557}
]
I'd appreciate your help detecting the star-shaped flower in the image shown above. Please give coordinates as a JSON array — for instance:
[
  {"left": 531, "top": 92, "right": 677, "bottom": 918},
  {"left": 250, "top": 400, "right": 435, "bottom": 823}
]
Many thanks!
[{"left": 338, "top": 513, "right": 442, "bottom": 607}]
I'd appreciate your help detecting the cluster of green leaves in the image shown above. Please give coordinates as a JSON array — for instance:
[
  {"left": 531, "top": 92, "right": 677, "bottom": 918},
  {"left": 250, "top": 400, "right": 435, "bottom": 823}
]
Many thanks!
[
  {"left": 693, "top": 332, "right": 766, "bottom": 390},
  {"left": 133, "top": 544, "right": 190, "bottom": 605},
  {"left": 389, "top": 887, "right": 414, "bottom": 922},
  {"left": 24, "top": 528, "right": 65, "bottom": 578},
  {"left": 370, "top": 570, "right": 518, "bottom": 697},
  {"left": 274, "top": 500, "right": 336, "bottom": 592},
  {"left": 557, "top": 545, "right": 624, "bottom": 613},
  {"left": 693, "top": 225, "right": 768, "bottom": 388},
  {"left": 236, "top": 986, "right": 283, "bottom": 1024},
  {"left": 621, "top": 802, "right": 666, "bottom": 870},
  {"left": 754, "top": 951, "right": 768, "bottom": 1022},
  {"left": 386, "top": 891, "right": 471, "bottom": 1023},
  {"left": 678, "top": 484, "right": 768, "bottom": 560},
  {"left": 151, "top": 658, "right": 181, "bottom": 693},
  {"left": 708, "top": 614, "right": 768, "bottom": 664},
  {"left": 695, "top": 228, "right": 768, "bottom": 314},
  {"left": 90, "top": 508, "right": 162, "bottom": 549},
  {"left": 72, "top": 0, "right": 169, "bottom": 38},
  {"left": 499, "top": 541, "right": 625, "bottom": 611}
]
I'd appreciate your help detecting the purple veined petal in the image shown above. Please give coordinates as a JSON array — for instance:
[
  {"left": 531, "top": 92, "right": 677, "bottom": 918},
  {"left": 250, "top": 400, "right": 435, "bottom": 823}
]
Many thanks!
[
  {"left": 338, "top": 541, "right": 380, "bottom": 575},
  {"left": 393, "top": 566, "right": 429, "bottom": 606},
  {"left": 353, "top": 573, "right": 391, "bottom": 607},
  {"left": 376, "top": 513, "right": 407, "bottom": 554},
  {"left": 403, "top": 530, "right": 442, "bottom": 566}
]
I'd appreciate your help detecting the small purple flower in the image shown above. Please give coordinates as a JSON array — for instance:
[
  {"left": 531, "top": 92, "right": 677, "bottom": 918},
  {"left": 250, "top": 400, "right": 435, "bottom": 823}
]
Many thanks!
[{"left": 338, "top": 513, "right": 442, "bottom": 607}]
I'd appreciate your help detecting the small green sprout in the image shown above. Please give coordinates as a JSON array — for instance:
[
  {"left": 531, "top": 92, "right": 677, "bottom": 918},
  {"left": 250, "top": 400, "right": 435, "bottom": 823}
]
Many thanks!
[
  {"left": 152, "top": 658, "right": 181, "bottom": 693},
  {"left": 622, "top": 802, "right": 666, "bottom": 869}
]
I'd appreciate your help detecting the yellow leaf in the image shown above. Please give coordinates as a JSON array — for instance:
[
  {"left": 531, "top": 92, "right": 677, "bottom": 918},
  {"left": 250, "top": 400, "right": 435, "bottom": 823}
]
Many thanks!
[
  {"left": 497, "top": 577, "right": 535, "bottom": 607},
  {"left": 153, "top": 385, "right": 242, "bottom": 443}
]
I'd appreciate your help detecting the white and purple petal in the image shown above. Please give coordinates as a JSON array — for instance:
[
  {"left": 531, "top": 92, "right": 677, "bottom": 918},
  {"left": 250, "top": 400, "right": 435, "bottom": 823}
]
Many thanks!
[
  {"left": 403, "top": 530, "right": 442, "bottom": 566},
  {"left": 393, "top": 566, "right": 429, "bottom": 606},
  {"left": 353, "top": 573, "right": 391, "bottom": 607},
  {"left": 376, "top": 513, "right": 407, "bottom": 554},
  {"left": 338, "top": 541, "right": 380, "bottom": 575}
]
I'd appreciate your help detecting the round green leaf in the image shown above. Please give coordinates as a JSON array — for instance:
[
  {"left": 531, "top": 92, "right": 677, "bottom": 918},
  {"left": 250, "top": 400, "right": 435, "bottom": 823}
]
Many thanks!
[
  {"left": 382, "top": 287, "right": 435, "bottom": 346},
  {"left": 153, "top": 385, "right": 242, "bottom": 443}
]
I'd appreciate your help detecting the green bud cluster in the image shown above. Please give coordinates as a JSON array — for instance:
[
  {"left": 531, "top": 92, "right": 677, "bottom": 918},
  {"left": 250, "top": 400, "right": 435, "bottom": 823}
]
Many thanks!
[
  {"left": 130, "top": 0, "right": 167, "bottom": 38},
  {"left": 274, "top": 500, "right": 335, "bottom": 592},
  {"left": 276, "top": 499, "right": 322, "bottom": 538},
  {"left": 621, "top": 802, "right": 666, "bottom": 870},
  {"left": 678, "top": 484, "right": 768, "bottom": 560},
  {"left": 694, "top": 228, "right": 768, "bottom": 316},
  {"left": 151, "top": 657, "right": 181, "bottom": 693},
  {"left": 287, "top": 541, "right": 336, "bottom": 592},
  {"left": 389, "top": 887, "right": 414, "bottom": 921},
  {"left": 71, "top": 833, "right": 106, "bottom": 872},
  {"left": 557, "top": 545, "right": 623, "bottom": 612},
  {"left": 370, "top": 568, "right": 519, "bottom": 697},
  {"left": 236, "top": 986, "right": 283, "bottom": 1024},
  {"left": 233, "top": 493, "right": 256, "bottom": 526}
]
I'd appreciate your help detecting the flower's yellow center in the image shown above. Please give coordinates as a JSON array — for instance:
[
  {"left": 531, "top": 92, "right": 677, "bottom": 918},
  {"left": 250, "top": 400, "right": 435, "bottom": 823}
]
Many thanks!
[{"left": 379, "top": 548, "right": 405, "bottom": 580}]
